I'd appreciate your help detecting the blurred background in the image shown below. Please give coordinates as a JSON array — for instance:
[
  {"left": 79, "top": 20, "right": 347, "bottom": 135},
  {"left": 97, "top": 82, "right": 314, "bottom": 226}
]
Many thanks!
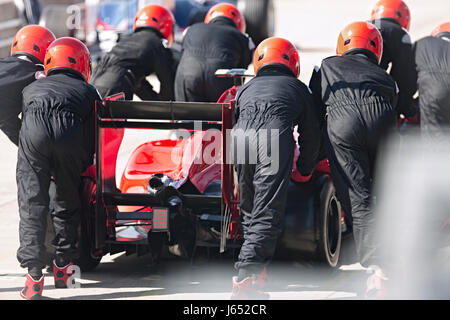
[{"left": 1, "top": 0, "right": 449, "bottom": 84}]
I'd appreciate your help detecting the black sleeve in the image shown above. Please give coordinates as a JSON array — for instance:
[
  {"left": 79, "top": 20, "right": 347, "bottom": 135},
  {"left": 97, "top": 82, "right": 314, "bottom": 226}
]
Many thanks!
[
  {"left": 152, "top": 47, "right": 176, "bottom": 101},
  {"left": 296, "top": 89, "right": 322, "bottom": 176},
  {"left": 83, "top": 88, "right": 102, "bottom": 167},
  {"left": 0, "top": 62, "right": 42, "bottom": 146},
  {"left": 134, "top": 77, "right": 159, "bottom": 101},
  {"left": 170, "top": 47, "right": 182, "bottom": 73},
  {"left": 234, "top": 85, "right": 246, "bottom": 122},
  {"left": 308, "top": 66, "right": 329, "bottom": 162},
  {"left": 239, "top": 34, "right": 254, "bottom": 69},
  {"left": 308, "top": 66, "right": 327, "bottom": 129},
  {"left": 390, "top": 32, "right": 418, "bottom": 117},
  {"left": 0, "top": 113, "right": 21, "bottom": 146}
]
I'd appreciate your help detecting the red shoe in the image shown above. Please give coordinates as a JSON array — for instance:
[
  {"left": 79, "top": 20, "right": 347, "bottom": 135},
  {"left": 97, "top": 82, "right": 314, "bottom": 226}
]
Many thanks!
[
  {"left": 253, "top": 267, "right": 268, "bottom": 290},
  {"left": 365, "top": 268, "right": 388, "bottom": 299},
  {"left": 231, "top": 269, "right": 270, "bottom": 300},
  {"left": 20, "top": 274, "right": 44, "bottom": 300},
  {"left": 53, "top": 260, "right": 74, "bottom": 288}
]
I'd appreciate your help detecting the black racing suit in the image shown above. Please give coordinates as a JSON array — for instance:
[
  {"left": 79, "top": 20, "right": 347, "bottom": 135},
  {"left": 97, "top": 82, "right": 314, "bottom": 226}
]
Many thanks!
[
  {"left": 90, "top": 28, "right": 176, "bottom": 101},
  {"left": 232, "top": 67, "right": 321, "bottom": 277},
  {"left": 414, "top": 36, "right": 450, "bottom": 142},
  {"left": 309, "top": 55, "right": 398, "bottom": 268},
  {"left": 17, "top": 71, "right": 100, "bottom": 270},
  {"left": 175, "top": 17, "right": 253, "bottom": 102},
  {"left": 370, "top": 18, "right": 417, "bottom": 117},
  {"left": 0, "top": 56, "right": 43, "bottom": 145}
]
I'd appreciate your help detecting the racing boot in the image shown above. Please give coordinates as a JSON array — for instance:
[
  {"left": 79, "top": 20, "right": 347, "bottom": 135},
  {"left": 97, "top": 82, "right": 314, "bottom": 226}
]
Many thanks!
[
  {"left": 231, "top": 268, "right": 270, "bottom": 300},
  {"left": 365, "top": 267, "right": 388, "bottom": 299},
  {"left": 53, "top": 259, "right": 74, "bottom": 288},
  {"left": 20, "top": 274, "right": 44, "bottom": 300},
  {"left": 253, "top": 267, "right": 268, "bottom": 290}
]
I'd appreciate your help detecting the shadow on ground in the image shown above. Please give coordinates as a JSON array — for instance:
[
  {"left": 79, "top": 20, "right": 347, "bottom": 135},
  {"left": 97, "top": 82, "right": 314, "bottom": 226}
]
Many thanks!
[{"left": 49, "top": 236, "right": 367, "bottom": 300}]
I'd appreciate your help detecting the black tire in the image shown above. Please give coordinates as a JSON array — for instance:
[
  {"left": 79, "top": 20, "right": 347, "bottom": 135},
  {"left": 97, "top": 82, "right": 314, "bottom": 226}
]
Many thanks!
[
  {"left": 239, "top": 0, "right": 275, "bottom": 45},
  {"left": 73, "top": 177, "right": 102, "bottom": 272},
  {"left": 39, "top": 5, "right": 74, "bottom": 39},
  {"left": 316, "top": 179, "right": 342, "bottom": 268}
]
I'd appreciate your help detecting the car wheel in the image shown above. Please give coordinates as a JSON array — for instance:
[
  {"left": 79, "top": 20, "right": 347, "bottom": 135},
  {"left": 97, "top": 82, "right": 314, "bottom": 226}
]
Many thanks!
[
  {"left": 238, "top": 0, "right": 275, "bottom": 45},
  {"left": 316, "top": 179, "right": 342, "bottom": 267},
  {"left": 73, "top": 177, "right": 102, "bottom": 272}
]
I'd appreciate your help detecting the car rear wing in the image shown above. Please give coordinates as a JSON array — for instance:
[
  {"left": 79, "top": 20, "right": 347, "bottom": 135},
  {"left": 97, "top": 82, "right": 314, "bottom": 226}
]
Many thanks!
[
  {"left": 94, "top": 98, "right": 237, "bottom": 248},
  {"left": 215, "top": 68, "right": 254, "bottom": 86}
]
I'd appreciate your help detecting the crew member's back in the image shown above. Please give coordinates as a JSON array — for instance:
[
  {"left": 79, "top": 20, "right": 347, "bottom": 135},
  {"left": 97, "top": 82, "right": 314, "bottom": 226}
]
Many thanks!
[
  {"left": 414, "top": 23, "right": 450, "bottom": 141},
  {"left": 175, "top": 3, "right": 253, "bottom": 102}
]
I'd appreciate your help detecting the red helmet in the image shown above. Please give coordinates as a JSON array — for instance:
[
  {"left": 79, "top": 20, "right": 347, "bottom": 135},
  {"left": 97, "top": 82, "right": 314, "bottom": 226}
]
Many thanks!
[
  {"left": 204, "top": 2, "right": 246, "bottom": 34},
  {"left": 10, "top": 25, "right": 55, "bottom": 64},
  {"left": 44, "top": 37, "right": 91, "bottom": 82},
  {"left": 370, "top": 0, "right": 411, "bottom": 31},
  {"left": 432, "top": 22, "right": 450, "bottom": 38},
  {"left": 253, "top": 37, "right": 300, "bottom": 78},
  {"left": 133, "top": 4, "right": 175, "bottom": 46},
  {"left": 337, "top": 21, "right": 383, "bottom": 64}
]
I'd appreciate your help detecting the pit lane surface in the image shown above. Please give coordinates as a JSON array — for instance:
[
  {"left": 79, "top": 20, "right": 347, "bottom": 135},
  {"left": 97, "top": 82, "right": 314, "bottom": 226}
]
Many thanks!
[{"left": 0, "top": 0, "right": 448, "bottom": 300}]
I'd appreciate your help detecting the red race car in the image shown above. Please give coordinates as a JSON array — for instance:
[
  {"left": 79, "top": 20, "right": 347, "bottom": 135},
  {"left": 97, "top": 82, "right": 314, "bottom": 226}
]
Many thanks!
[{"left": 75, "top": 70, "right": 349, "bottom": 271}]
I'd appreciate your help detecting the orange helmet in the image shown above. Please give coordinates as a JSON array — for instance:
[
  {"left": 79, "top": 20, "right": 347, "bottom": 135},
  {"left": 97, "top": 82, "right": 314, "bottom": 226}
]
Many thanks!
[
  {"left": 253, "top": 37, "right": 300, "bottom": 78},
  {"left": 370, "top": 0, "right": 411, "bottom": 31},
  {"left": 10, "top": 25, "right": 55, "bottom": 64},
  {"left": 204, "top": 2, "right": 246, "bottom": 34},
  {"left": 432, "top": 22, "right": 450, "bottom": 38},
  {"left": 133, "top": 4, "right": 175, "bottom": 46},
  {"left": 337, "top": 21, "right": 383, "bottom": 64},
  {"left": 44, "top": 37, "right": 91, "bottom": 82}
]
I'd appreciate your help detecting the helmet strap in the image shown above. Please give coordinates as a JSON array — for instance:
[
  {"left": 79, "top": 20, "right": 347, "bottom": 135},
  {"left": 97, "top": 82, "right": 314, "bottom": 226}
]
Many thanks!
[
  {"left": 376, "top": 17, "right": 403, "bottom": 29},
  {"left": 47, "top": 68, "right": 86, "bottom": 82},
  {"left": 257, "top": 63, "right": 296, "bottom": 78},
  {"left": 343, "top": 49, "right": 379, "bottom": 65},
  {"left": 12, "top": 52, "right": 42, "bottom": 65},
  {"left": 209, "top": 16, "right": 238, "bottom": 30},
  {"left": 436, "top": 33, "right": 450, "bottom": 42},
  {"left": 16, "top": 55, "right": 32, "bottom": 63}
]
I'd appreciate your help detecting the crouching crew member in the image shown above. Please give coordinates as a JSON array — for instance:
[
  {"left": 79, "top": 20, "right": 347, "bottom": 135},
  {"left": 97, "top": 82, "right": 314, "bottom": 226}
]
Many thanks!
[
  {"left": 231, "top": 37, "right": 321, "bottom": 299},
  {"left": 369, "top": 0, "right": 418, "bottom": 119},
  {"left": 0, "top": 25, "right": 55, "bottom": 145},
  {"left": 175, "top": 2, "right": 254, "bottom": 102},
  {"left": 309, "top": 22, "right": 398, "bottom": 299},
  {"left": 414, "top": 23, "right": 450, "bottom": 142},
  {"left": 90, "top": 4, "right": 176, "bottom": 101},
  {"left": 17, "top": 38, "right": 101, "bottom": 300}
]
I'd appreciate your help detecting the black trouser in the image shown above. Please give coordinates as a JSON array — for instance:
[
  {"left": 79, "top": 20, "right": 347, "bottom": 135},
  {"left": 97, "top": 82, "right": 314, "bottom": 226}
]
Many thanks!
[
  {"left": 90, "top": 65, "right": 134, "bottom": 100},
  {"left": 419, "top": 95, "right": 450, "bottom": 143},
  {"left": 232, "top": 127, "right": 294, "bottom": 276},
  {"left": 325, "top": 97, "right": 397, "bottom": 268},
  {"left": 16, "top": 109, "right": 88, "bottom": 270},
  {"left": 175, "top": 57, "right": 234, "bottom": 102}
]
